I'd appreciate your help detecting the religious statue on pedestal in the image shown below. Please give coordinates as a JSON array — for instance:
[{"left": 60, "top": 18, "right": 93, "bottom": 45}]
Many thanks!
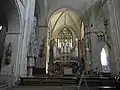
[
  {"left": 27, "top": 17, "right": 37, "bottom": 76},
  {"left": 5, "top": 42, "right": 12, "bottom": 65}
]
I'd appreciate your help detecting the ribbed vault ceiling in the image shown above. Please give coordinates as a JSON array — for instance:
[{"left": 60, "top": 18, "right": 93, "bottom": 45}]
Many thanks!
[{"left": 48, "top": 8, "right": 80, "bottom": 34}]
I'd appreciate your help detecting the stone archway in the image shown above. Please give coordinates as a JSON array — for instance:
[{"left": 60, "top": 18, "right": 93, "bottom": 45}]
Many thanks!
[{"left": 0, "top": 0, "right": 21, "bottom": 75}]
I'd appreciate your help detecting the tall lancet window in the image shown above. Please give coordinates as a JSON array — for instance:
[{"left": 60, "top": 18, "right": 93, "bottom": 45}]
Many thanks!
[
  {"left": 101, "top": 48, "right": 108, "bottom": 66},
  {"left": 100, "top": 46, "right": 110, "bottom": 72}
]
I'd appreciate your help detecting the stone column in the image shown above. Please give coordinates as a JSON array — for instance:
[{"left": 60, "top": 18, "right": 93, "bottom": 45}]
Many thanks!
[
  {"left": 78, "top": 39, "right": 81, "bottom": 62},
  {"left": 20, "top": 0, "right": 36, "bottom": 76},
  {"left": 107, "top": 0, "right": 120, "bottom": 76},
  {"left": 112, "top": 0, "right": 120, "bottom": 74},
  {"left": 84, "top": 23, "right": 92, "bottom": 72}
]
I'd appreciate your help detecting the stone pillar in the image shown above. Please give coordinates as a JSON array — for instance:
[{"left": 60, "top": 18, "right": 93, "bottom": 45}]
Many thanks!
[
  {"left": 20, "top": 0, "right": 36, "bottom": 76},
  {"left": 78, "top": 39, "right": 81, "bottom": 61},
  {"left": 112, "top": 0, "right": 120, "bottom": 74},
  {"left": 107, "top": 0, "right": 120, "bottom": 76},
  {"left": 84, "top": 23, "right": 90, "bottom": 72}
]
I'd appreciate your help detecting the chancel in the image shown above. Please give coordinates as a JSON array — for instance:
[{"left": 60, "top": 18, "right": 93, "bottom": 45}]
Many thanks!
[
  {"left": 0, "top": 0, "right": 120, "bottom": 90},
  {"left": 46, "top": 10, "right": 81, "bottom": 75}
]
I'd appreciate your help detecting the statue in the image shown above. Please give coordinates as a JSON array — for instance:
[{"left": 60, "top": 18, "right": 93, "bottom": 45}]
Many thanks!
[
  {"left": 39, "top": 39, "right": 45, "bottom": 58},
  {"left": 27, "top": 17, "right": 37, "bottom": 76},
  {"left": 27, "top": 16, "right": 37, "bottom": 57},
  {"left": 5, "top": 42, "right": 12, "bottom": 65}
]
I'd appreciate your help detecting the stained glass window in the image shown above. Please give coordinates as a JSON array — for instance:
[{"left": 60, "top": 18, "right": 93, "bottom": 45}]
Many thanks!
[{"left": 57, "top": 28, "right": 73, "bottom": 48}]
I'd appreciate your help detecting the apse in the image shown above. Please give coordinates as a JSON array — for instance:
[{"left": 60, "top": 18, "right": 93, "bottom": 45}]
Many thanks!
[{"left": 46, "top": 8, "right": 82, "bottom": 75}]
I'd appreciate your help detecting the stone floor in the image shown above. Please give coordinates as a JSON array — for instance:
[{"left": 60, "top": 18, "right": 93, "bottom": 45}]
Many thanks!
[
  {"left": 5, "top": 86, "right": 118, "bottom": 90},
  {"left": 6, "top": 86, "right": 76, "bottom": 90}
]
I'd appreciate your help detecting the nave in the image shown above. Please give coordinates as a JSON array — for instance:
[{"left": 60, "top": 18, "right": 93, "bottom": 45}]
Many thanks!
[{"left": 1, "top": 0, "right": 120, "bottom": 90}]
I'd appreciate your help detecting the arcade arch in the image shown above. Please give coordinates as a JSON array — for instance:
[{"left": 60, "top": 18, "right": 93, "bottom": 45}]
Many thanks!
[{"left": 0, "top": 0, "right": 21, "bottom": 72}]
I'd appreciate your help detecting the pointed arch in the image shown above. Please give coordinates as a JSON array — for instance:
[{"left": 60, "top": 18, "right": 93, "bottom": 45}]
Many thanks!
[
  {"left": 100, "top": 44, "right": 110, "bottom": 72},
  {"left": 48, "top": 8, "right": 81, "bottom": 34},
  {"left": 101, "top": 48, "right": 108, "bottom": 66}
]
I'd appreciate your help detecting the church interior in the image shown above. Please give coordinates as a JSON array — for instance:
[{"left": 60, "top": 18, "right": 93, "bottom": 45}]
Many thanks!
[{"left": 0, "top": 0, "right": 120, "bottom": 90}]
